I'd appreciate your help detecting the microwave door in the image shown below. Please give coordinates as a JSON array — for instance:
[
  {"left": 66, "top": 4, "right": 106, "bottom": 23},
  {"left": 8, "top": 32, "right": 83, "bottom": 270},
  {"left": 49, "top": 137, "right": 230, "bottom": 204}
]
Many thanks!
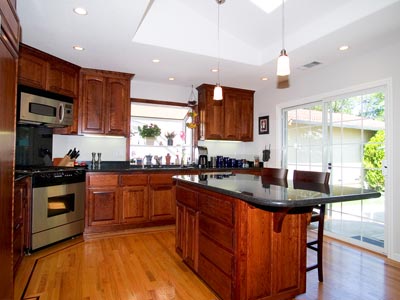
[{"left": 20, "top": 93, "right": 58, "bottom": 125}]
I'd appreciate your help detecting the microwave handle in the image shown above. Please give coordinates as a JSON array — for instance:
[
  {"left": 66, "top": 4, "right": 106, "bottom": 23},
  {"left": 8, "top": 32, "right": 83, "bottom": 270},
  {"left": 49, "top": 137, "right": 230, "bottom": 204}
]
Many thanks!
[{"left": 58, "top": 103, "right": 64, "bottom": 123}]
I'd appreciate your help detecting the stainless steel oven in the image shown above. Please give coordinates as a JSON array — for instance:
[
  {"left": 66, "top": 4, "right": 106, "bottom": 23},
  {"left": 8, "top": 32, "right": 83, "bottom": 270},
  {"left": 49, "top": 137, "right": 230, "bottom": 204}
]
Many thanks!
[{"left": 28, "top": 168, "right": 85, "bottom": 250}]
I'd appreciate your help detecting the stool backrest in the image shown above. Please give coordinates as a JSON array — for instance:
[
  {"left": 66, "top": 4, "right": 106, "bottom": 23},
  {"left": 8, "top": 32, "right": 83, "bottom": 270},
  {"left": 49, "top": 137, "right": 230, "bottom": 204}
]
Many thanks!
[
  {"left": 293, "top": 170, "right": 330, "bottom": 184},
  {"left": 261, "top": 167, "right": 288, "bottom": 180}
]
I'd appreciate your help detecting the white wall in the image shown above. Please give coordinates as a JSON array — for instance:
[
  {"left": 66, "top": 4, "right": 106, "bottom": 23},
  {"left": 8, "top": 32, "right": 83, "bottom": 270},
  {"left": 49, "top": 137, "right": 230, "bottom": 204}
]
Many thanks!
[{"left": 253, "top": 40, "right": 400, "bottom": 262}]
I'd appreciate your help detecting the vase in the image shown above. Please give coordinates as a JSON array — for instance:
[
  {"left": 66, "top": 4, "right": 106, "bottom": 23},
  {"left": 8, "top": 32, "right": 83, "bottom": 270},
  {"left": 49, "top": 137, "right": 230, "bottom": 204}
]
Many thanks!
[
  {"left": 144, "top": 137, "right": 156, "bottom": 146},
  {"left": 167, "top": 138, "right": 173, "bottom": 146}
]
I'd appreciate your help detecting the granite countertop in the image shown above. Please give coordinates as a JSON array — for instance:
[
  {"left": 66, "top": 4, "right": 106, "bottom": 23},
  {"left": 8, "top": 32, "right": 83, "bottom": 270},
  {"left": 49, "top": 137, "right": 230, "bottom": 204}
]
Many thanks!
[
  {"left": 173, "top": 173, "right": 381, "bottom": 209},
  {"left": 86, "top": 161, "right": 261, "bottom": 173}
]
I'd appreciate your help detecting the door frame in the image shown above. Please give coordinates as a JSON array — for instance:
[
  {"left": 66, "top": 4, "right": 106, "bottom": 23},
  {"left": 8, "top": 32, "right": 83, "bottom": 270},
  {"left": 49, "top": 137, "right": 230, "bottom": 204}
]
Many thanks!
[{"left": 275, "top": 78, "right": 394, "bottom": 257}]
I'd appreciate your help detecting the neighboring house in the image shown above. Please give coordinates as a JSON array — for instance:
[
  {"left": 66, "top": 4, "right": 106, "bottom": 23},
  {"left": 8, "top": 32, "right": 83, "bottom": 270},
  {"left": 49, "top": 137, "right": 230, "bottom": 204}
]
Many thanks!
[{"left": 286, "top": 108, "right": 384, "bottom": 186}]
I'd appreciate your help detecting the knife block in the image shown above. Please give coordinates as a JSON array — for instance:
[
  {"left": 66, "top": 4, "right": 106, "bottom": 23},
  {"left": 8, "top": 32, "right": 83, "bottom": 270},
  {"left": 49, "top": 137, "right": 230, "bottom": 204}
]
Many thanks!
[{"left": 54, "top": 155, "right": 75, "bottom": 167}]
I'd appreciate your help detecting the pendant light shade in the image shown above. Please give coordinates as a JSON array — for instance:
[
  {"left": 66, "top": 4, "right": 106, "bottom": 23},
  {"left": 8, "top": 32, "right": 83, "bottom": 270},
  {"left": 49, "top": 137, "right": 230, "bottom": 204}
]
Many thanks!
[
  {"left": 213, "top": 0, "right": 224, "bottom": 101},
  {"left": 276, "top": 0, "right": 290, "bottom": 77},
  {"left": 277, "top": 49, "right": 290, "bottom": 76},
  {"left": 213, "top": 84, "right": 223, "bottom": 100}
]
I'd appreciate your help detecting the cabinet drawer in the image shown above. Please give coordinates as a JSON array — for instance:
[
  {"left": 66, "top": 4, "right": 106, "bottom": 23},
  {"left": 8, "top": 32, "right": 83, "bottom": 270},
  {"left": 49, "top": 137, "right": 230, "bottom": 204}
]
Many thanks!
[
  {"left": 199, "top": 233, "right": 233, "bottom": 277},
  {"left": 198, "top": 255, "right": 232, "bottom": 300},
  {"left": 199, "top": 214, "right": 234, "bottom": 251},
  {"left": 149, "top": 174, "right": 174, "bottom": 185},
  {"left": 87, "top": 174, "right": 118, "bottom": 186},
  {"left": 120, "top": 174, "right": 148, "bottom": 186},
  {"left": 176, "top": 186, "right": 197, "bottom": 210},
  {"left": 199, "top": 194, "right": 234, "bottom": 225}
]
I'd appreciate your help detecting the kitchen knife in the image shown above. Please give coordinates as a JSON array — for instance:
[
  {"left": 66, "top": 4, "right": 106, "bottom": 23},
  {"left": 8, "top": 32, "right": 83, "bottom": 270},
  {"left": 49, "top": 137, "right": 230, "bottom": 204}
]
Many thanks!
[{"left": 67, "top": 149, "right": 72, "bottom": 157}]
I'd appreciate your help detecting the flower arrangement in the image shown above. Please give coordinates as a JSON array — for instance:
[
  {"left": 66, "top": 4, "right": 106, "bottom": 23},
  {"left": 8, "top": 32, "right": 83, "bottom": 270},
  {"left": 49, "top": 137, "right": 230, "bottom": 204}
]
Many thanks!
[
  {"left": 138, "top": 124, "right": 161, "bottom": 138},
  {"left": 186, "top": 111, "right": 198, "bottom": 129},
  {"left": 164, "top": 131, "right": 176, "bottom": 139}
]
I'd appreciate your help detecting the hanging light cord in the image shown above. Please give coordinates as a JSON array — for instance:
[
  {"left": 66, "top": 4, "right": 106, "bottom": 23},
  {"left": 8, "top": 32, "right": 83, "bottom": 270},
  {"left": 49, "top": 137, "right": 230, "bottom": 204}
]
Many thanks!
[
  {"left": 217, "top": 1, "right": 221, "bottom": 84},
  {"left": 281, "top": 0, "right": 285, "bottom": 50}
]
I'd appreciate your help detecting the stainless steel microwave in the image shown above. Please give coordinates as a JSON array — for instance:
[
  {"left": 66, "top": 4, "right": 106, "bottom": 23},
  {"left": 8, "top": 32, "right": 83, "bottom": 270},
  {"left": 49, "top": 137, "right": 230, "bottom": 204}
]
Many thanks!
[{"left": 18, "top": 86, "right": 73, "bottom": 127}]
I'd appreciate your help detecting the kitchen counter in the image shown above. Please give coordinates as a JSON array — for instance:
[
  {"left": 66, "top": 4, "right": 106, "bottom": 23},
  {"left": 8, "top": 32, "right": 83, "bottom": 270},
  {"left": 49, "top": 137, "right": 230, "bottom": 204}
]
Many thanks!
[
  {"left": 173, "top": 173, "right": 381, "bottom": 300},
  {"left": 86, "top": 161, "right": 261, "bottom": 174},
  {"left": 173, "top": 173, "right": 381, "bottom": 209}
]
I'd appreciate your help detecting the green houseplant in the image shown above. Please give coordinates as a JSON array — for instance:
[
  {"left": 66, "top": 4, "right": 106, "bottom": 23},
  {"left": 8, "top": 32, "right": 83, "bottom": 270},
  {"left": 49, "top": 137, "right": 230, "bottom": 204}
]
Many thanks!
[{"left": 138, "top": 124, "right": 161, "bottom": 145}]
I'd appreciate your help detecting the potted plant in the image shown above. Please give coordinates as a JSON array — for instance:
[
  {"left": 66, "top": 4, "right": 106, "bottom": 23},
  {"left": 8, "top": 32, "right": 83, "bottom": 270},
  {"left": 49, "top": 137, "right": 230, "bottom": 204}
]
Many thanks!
[
  {"left": 165, "top": 131, "right": 176, "bottom": 146},
  {"left": 138, "top": 123, "right": 161, "bottom": 145}
]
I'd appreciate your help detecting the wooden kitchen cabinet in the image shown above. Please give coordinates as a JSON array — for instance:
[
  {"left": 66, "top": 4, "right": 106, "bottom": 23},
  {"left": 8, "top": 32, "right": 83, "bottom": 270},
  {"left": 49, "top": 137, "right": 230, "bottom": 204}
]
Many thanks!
[
  {"left": 18, "top": 44, "right": 80, "bottom": 134},
  {"left": 149, "top": 173, "right": 176, "bottom": 221},
  {"left": 197, "top": 84, "right": 254, "bottom": 141},
  {"left": 86, "top": 175, "right": 119, "bottom": 226},
  {"left": 19, "top": 44, "right": 80, "bottom": 98},
  {"left": 85, "top": 172, "right": 177, "bottom": 234},
  {"left": 176, "top": 185, "right": 199, "bottom": 271},
  {"left": 120, "top": 174, "right": 149, "bottom": 223},
  {"left": 1, "top": 1, "right": 19, "bottom": 297},
  {"left": 13, "top": 176, "right": 31, "bottom": 275},
  {"left": 80, "top": 68, "right": 133, "bottom": 137},
  {"left": 175, "top": 181, "right": 307, "bottom": 300}
]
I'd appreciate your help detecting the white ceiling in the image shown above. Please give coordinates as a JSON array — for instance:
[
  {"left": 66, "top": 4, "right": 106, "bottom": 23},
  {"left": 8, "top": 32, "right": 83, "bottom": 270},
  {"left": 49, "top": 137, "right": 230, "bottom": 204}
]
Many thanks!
[{"left": 17, "top": 0, "right": 400, "bottom": 92}]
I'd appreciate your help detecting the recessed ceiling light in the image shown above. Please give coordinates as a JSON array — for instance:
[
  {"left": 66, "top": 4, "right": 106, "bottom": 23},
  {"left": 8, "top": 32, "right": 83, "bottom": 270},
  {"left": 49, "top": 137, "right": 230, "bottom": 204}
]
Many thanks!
[
  {"left": 73, "top": 7, "right": 88, "bottom": 15},
  {"left": 73, "top": 46, "right": 84, "bottom": 51},
  {"left": 261, "top": 77, "right": 269, "bottom": 81},
  {"left": 339, "top": 45, "right": 349, "bottom": 51},
  {"left": 152, "top": 59, "right": 160, "bottom": 63},
  {"left": 168, "top": 77, "right": 175, "bottom": 81},
  {"left": 211, "top": 68, "right": 219, "bottom": 73}
]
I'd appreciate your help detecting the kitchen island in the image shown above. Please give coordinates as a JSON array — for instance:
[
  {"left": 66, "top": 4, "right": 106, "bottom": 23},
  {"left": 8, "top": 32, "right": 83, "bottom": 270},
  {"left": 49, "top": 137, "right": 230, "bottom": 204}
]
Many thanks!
[{"left": 173, "top": 173, "right": 380, "bottom": 300}]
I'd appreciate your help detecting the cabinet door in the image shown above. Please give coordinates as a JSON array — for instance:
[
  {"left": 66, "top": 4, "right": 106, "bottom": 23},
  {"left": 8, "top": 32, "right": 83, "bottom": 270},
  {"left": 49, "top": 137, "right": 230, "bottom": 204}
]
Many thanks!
[
  {"left": 105, "top": 77, "right": 130, "bottom": 136},
  {"left": 13, "top": 178, "right": 29, "bottom": 273},
  {"left": 149, "top": 184, "right": 176, "bottom": 221},
  {"left": 176, "top": 203, "right": 185, "bottom": 257},
  {"left": 198, "top": 85, "right": 224, "bottom": 140},
  {"left": 121, "top": 186, "right": 149, "bottom": 223},
  {"left": 223, "top": 92, "right": 239, "bottom": 140},
  {"left": 80, "top": 74, "right": 106, "bottom": 134},
  {"left": 47, "top": 60, "right": 79, "bottom": 97},
  {"left": 237, "top": 92, "right": 253, "bottom": 141},
  {"left": 87, "top": 187, "right": 119, "bottom": 226},
  {"left": 18, "top": 47, "right": 47, "bottom": 89},
  {"left": 184, "top": 207, "right": 198, "bottom": 270}
]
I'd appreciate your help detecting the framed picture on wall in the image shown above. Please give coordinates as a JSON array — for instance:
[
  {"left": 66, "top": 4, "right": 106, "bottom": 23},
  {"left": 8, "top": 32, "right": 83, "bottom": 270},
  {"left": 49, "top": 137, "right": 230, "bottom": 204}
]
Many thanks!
[{"left": 258, "top": 116, "right": 269, "bottom": 134}]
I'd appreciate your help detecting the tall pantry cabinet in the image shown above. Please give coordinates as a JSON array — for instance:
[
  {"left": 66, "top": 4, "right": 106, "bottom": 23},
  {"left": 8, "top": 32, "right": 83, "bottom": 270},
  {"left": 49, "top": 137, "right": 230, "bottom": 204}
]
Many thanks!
[{"left": 0, "top": 0, "right": 20, "bottom": 298}]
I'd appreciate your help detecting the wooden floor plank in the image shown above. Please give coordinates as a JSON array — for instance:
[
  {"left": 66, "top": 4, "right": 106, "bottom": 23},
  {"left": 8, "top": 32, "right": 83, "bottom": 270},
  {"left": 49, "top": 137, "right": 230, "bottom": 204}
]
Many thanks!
[{"left": 14, "top": 227, "right": 400, "bottom": 300}]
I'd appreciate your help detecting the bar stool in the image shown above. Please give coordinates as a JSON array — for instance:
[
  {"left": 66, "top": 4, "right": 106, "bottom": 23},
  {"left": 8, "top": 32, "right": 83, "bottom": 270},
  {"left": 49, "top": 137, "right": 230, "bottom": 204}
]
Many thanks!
[
  {"left": 261, "top": 167, "right": 288, "bottom": 180},
  {"left": 293, "top": 170, "right": 330, "bottom": 282}
]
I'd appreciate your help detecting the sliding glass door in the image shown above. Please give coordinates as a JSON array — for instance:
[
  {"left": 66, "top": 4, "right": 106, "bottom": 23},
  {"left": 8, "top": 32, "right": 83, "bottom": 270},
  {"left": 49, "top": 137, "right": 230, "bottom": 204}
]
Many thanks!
[{"left": 282, "top": 87, "right": 386, "bottom": 252}]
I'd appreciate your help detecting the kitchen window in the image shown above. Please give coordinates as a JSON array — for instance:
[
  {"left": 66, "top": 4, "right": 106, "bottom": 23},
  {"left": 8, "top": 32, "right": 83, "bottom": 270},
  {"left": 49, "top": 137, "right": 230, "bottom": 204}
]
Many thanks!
[{"left": 129, "top": 100, "right": 194, "bottom": 165}]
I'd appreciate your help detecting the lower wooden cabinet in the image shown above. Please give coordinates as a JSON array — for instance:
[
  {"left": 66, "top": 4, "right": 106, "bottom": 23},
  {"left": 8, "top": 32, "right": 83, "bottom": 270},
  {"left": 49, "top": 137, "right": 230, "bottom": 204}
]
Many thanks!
[
  {"left": 13, "top": 176, "right": 31, "bottom": 275},
  {"left": 175, "top": 181, "right": 307, "bottom": 300},
  {"left": 87, "top": 187, "right": 119, "bottom": 226},
  {"left": 176, "top": 185, "right": 199, "bottom": 271},
  {"left": 149, "top": 174, "right": 176, "bottom": 221},
  {"left": 85, "top": 172, "right": 177, "bottom": 233}
]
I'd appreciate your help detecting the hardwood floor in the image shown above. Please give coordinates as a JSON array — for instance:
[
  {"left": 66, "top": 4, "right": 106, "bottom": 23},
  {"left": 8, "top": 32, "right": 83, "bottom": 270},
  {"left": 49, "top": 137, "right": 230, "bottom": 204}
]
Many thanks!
[{"left": 14, "top": 226, "right": 400, "bottom": 300}]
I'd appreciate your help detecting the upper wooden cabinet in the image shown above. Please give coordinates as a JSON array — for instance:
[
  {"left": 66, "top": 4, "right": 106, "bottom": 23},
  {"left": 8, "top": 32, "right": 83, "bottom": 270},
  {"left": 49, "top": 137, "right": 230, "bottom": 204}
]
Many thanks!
[
  {"left": 18, "top": 44, "right": 80, "bottom": 98},
  {"left": 197, "top": 84, "right": 254, "bottom": 141},
  {"left": 80, "top": 68, "right": 133, "bottom": 137}
]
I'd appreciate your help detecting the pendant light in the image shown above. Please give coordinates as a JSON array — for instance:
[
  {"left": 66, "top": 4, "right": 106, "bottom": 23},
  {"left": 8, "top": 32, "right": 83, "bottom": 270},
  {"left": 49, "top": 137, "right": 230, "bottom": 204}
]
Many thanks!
[
  {"left": 188, "top": 85, "right": 197, "bottom": 106},
  {"left": 213, "top": 0, "right": 224, "bottom": 101},
  {"left": 276, "top": 0, "right": 290, "bottom": 76}
]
